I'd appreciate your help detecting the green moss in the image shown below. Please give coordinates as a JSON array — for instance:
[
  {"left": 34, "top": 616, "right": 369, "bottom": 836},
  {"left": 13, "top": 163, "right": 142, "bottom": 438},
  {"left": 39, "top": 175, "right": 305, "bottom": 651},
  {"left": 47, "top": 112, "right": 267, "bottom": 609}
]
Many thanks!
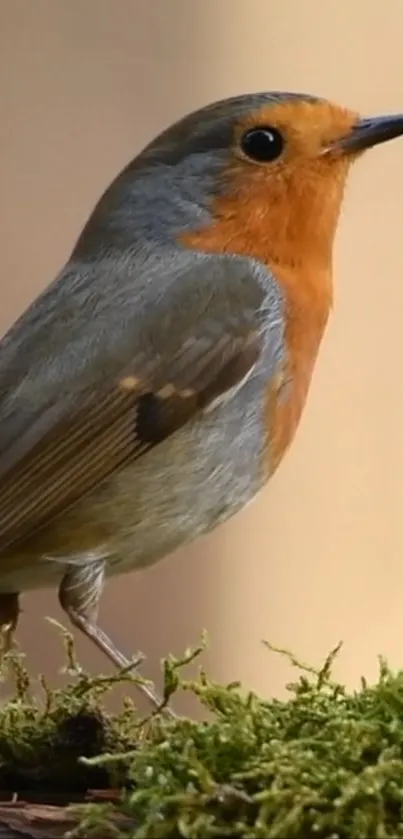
[{"left": 2, "top": 627, "right": 403, "bottom": 837}]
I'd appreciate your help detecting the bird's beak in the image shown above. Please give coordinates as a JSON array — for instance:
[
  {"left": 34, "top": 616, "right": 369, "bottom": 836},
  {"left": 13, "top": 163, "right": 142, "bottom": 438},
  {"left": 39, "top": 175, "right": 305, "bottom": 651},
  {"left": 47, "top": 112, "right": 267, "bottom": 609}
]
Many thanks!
[{"left": 325, "top": 113, "right": 403, "bottom": 156}]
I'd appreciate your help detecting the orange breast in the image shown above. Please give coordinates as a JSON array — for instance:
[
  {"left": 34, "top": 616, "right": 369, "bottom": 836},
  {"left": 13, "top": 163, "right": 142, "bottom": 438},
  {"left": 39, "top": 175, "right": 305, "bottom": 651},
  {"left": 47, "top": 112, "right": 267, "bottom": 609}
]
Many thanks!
[
  {"left": 180, "top": 178, "right": 334, "bottom": 476},
  {"left": 263, "top": 261, "right": 331, "bottom": 473}
]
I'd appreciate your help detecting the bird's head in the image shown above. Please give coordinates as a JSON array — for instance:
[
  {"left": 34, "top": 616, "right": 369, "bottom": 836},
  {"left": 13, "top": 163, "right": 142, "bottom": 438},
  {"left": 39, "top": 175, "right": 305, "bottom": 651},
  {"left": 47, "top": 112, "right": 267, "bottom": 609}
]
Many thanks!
[{"left": 137, "top": 91, "right": 403, "bottom": 273}]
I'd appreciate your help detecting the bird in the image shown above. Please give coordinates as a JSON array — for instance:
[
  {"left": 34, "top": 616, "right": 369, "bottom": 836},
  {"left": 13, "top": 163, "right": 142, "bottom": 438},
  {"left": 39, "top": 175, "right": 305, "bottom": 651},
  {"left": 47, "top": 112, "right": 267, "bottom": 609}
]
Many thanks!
[{"left": 0, "top": 90, "right": 402, "bottom": 713}]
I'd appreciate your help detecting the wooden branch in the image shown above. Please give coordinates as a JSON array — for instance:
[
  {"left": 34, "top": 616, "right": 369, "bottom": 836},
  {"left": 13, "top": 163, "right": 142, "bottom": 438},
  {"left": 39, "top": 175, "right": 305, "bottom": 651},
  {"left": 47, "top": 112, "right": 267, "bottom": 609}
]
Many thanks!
[{"left": 0, "top": 800, "right": 133, "bottom": 838}]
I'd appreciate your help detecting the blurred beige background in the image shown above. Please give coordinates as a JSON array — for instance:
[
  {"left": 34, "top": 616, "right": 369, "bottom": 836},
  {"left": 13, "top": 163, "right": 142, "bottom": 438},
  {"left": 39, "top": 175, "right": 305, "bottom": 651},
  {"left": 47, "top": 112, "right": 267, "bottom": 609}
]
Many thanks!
[{"left": 1, "top": 0, "right": 403, "bottom": 713}]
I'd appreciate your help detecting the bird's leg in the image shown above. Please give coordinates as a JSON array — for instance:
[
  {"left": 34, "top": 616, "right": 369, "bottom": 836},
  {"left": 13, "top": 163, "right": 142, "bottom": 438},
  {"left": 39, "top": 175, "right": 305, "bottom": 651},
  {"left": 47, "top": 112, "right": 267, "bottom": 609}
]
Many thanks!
[
  {"left": 0, "top": 593, "right": 27, "bottom": 698},
  {"left": 0, "top": 592, "right": 20, "bottom": 658},
  {"left": 58, "top": 561, "right": 176, "bottom": 717}
]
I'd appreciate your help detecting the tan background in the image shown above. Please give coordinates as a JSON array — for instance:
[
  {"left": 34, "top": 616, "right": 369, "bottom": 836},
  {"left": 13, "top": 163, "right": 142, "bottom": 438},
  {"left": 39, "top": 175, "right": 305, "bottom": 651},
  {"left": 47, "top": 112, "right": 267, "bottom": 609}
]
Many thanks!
[{"left": 1, "top": 0, "right": 403, "bottom": 713}]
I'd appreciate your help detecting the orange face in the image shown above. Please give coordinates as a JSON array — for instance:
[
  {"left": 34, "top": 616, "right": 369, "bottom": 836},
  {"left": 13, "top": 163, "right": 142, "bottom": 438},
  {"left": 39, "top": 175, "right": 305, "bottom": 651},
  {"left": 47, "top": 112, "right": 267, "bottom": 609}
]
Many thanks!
[
  {"left": 234, "top": 99, "right": 360, "bottom": 163},
  {"left": 182, "top": 99, "right": 364, "bottom": 286},
  {"left": 220, "top": 100, "right": 361, "bottom": 272}
]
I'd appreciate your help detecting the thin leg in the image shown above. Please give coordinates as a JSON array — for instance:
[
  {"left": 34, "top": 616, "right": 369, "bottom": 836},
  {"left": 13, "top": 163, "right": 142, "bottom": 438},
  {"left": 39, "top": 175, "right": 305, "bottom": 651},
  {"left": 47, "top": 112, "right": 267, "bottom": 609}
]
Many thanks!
[
  {"left": 58, "top": 561, "right": 176, "bottom": 717},
  {"left": 0, "top": 593, "right": 26, "bottom": 698},
  {"left": 0, "top": 592, "right": 20, "bottom": 656}
]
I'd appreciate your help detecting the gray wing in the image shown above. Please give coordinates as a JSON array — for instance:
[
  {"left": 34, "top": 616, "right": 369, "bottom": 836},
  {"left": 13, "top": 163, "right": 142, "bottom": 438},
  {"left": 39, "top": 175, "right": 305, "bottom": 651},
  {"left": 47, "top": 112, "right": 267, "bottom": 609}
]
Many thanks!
[{"left": 0, "top": 249, "right": 284, "bottom": 552}]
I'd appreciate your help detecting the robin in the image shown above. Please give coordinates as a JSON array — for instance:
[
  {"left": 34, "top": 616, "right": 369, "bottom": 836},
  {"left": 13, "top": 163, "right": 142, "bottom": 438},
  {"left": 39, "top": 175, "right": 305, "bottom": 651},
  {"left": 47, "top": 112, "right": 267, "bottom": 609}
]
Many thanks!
[{"left": 0, "top": 91, "right": 402, "bottom": 712}]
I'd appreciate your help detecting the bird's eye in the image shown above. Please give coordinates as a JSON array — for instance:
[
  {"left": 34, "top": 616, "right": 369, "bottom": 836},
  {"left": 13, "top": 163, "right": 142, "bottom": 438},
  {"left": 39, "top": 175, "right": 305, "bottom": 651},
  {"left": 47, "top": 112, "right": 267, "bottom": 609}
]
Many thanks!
[{"left": 240, "top": 126, "right": 285, "bottom": 163}]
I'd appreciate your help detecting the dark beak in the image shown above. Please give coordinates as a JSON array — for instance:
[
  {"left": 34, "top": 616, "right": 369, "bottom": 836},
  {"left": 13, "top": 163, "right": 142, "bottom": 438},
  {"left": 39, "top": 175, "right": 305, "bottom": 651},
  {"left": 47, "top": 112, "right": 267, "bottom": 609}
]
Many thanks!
[{"left": 327, "top": 113, "right": 403, "bottom": 155}]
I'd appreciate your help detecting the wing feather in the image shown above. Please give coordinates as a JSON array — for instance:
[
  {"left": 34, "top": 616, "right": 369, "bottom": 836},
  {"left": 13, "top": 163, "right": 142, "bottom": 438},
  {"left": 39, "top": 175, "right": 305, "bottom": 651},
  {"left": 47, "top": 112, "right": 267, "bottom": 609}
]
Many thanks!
[{"left": 0, "top": 251, "right": 282, "bottom": 553}]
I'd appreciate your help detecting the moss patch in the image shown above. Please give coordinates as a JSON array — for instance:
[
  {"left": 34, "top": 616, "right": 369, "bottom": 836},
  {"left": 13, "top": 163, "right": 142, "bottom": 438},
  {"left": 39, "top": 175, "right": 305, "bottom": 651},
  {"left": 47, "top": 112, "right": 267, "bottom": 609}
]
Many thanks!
[{"left": 1, "top": 628, "right": 403, "bottom": 837}]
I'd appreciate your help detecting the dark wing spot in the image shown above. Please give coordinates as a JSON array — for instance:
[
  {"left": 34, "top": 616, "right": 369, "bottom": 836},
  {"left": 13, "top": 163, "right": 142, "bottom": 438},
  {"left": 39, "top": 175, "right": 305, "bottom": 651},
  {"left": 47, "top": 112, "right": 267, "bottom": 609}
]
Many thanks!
[
  {"left": 134, "top": 391, "right": 196, "bottom": 446},
  {"left": 134, "top": 337, "right": 261, "bottom": 447},
  {"left": 135, "top": 393, "right": 166, "bottom": 445}
]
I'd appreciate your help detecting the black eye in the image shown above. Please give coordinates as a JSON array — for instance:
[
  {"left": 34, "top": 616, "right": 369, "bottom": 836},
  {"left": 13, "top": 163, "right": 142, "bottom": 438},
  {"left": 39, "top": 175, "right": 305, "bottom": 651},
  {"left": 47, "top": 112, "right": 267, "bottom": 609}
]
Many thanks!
[{"left": 240, "top": 126, "right": 285, "bottom": 162}]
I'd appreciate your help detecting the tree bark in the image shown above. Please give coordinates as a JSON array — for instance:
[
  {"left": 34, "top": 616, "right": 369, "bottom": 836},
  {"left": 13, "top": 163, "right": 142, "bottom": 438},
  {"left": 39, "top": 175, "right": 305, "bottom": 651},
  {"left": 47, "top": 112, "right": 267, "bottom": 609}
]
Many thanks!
[{"left": 0, "top": 798, "right": 131, "bottom": 839}]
